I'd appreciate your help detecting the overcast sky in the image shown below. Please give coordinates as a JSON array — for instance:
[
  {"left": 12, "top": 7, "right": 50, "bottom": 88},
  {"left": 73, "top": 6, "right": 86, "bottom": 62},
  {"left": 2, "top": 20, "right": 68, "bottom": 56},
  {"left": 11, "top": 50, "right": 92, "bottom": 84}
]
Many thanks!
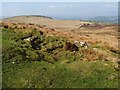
[
  {"left": 2, "top": 2, "right": 118, "bottom": 19},
  {"left": 1, "top": 0, "right": 119, "bottom": 2}
]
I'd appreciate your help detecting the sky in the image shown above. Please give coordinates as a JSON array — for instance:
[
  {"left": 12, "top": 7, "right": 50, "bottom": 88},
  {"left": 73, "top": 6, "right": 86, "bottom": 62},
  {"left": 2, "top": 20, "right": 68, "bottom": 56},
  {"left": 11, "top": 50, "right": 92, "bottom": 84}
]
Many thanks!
[
  {"left": 1, "top": 0, "right": 120, "bottom": 2},
  {"left": 1, "top": 2, "right": 118, "bottom": 19}
]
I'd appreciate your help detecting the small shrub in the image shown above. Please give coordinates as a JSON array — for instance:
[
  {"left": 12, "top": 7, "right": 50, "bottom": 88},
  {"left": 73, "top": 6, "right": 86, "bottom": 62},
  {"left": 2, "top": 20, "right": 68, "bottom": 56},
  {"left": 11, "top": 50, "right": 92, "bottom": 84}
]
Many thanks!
[{"left": 26, "top": 50, "right": 44, "bottom": 61}]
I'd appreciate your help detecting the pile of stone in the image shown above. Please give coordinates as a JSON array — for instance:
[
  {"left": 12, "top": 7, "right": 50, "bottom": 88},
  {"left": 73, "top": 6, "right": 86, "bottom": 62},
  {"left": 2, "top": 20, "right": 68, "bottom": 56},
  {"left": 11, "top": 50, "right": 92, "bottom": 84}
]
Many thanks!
[{"left": 74, "top": 41, "right": 88, "bottom": 49}]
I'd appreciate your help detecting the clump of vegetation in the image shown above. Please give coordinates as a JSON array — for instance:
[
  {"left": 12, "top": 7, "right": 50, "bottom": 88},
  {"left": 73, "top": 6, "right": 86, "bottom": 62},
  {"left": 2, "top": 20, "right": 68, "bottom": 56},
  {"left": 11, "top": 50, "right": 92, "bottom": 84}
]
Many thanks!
[{"left": 3, "top": 28, "right": 77, "bottom": 64}]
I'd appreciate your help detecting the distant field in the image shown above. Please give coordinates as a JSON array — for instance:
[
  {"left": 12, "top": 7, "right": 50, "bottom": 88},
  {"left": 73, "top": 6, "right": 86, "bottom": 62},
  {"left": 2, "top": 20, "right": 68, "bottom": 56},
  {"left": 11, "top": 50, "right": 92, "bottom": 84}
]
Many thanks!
[
  {"left": 2, "top": 16, "right": 119, "bottom": 88},
  {"left": 2, "top": 16, "right": 92, "bottom": 31}
]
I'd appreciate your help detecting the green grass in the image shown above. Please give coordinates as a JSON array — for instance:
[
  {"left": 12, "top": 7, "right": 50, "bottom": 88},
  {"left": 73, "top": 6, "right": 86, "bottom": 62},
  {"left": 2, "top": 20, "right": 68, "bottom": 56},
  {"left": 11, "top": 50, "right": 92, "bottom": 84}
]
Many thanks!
[
  {"left": 2, "top": 28, "right": 118, "bottom": 88},
  {"left": 3, "top": 61, "right": 118, "bottom": 88}
]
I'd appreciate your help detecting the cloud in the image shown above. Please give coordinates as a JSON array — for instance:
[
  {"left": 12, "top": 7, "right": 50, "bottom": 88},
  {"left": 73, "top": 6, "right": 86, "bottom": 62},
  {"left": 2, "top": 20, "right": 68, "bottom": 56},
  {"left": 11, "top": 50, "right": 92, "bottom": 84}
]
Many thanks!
[
  {"left": 47, "top": 4, "right": 74, "bottom": 8},
  {"left": 62, "top": 5, "right": 73, "bottom": 7},
  {"left": 49, "top": 5, "right": 56, "bottom": 8},
  {"left": 102, "top": 4, "right": 116, "bottom": 8}
]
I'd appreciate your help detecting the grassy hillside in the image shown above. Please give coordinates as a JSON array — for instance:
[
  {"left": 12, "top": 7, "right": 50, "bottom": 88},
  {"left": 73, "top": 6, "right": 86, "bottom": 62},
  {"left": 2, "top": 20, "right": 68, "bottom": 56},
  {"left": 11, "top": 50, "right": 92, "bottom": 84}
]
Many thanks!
[{"left": 2, "top": 21, "right": 118, "bottom": 88}]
